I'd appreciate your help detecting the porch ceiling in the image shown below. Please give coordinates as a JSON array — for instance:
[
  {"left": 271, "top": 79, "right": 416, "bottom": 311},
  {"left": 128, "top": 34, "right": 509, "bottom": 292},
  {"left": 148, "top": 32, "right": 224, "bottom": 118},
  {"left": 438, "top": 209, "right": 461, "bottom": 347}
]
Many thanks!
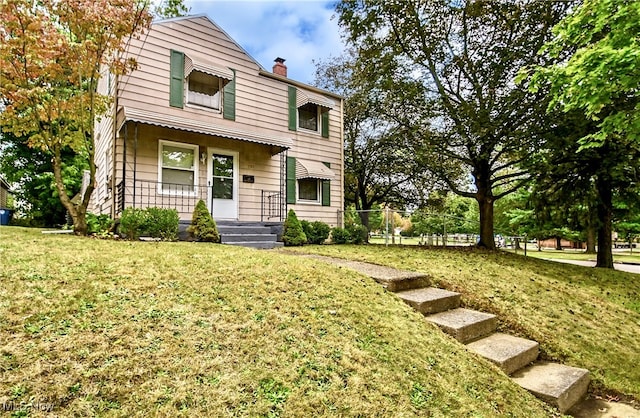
[{"left": 117, "top": 107, "right": 292, "bottom": 153}]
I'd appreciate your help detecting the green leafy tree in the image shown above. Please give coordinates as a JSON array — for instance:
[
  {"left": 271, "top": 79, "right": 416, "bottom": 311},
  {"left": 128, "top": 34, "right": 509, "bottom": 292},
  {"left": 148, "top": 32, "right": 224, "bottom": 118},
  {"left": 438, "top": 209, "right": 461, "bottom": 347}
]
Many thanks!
[
  {"left": 336, "top": 1, "right": 571, "bottom": 249},
  {"left": 0, "top": 132, "right": 86, "bottom": 226},
  {"left": 0, "top": 0, "right": 152, "bottom": 235},
  {"left": 282, "top": 209, "right": 306, "bottom": 246},
  {"left": 153, "top": 0, "right": 190, "bottom": 18},
  {"left": 521, "top": 0, "right": 640, "bottom": 147},
  {"left": 188, "top": 200, "right": 219, "bottom": 242}
]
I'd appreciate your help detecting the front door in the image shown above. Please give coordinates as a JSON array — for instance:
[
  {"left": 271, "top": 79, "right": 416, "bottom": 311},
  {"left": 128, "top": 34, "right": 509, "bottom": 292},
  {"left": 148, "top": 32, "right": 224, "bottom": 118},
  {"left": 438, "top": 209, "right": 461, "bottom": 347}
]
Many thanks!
[{"left": 208, "top": 148, "right": 238, "bottom": 220}]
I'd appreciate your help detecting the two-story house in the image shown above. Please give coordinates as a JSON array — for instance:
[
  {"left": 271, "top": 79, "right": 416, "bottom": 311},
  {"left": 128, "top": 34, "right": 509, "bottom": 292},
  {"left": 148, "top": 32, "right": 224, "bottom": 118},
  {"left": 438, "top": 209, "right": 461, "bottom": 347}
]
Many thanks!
[{"left": 92, "top": 15, "right": 343, "bottom": 246}]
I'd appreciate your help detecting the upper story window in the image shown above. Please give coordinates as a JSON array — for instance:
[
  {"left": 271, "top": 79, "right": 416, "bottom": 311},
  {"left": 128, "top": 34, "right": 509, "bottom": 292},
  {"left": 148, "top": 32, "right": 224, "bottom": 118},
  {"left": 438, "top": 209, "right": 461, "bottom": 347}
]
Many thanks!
[
  {"left": 169, "top": 49, "right": 236, "bottom": 120},
  {"left": 288, "top": 86, "right": 334, "bottom": 138},
  {"left": 187, "top": 70, "right": 222, "bottom": 110},
  {"left": 298, "top": 103, "right": 319, "bottom": 131}
]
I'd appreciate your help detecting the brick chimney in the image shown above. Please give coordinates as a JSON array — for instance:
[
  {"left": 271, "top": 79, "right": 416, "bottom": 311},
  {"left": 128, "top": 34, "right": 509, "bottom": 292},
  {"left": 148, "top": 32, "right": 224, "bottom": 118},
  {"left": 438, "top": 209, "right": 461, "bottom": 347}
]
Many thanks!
[{"left": 273, "top": 57, "right": 287, "bottom": 77}]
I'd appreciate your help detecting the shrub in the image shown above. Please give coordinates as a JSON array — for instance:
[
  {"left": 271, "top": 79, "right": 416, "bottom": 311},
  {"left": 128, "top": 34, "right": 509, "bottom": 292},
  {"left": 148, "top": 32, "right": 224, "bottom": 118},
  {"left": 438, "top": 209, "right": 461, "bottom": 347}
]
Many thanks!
[
  {"left": 348, "top": 224, "right": 369, "bottom": 245},
  {"left": 330, "top": 227, "right": 351, "bottom": 244},
  {"left": 119, "top": 207, "right": 179, "bottom": 241},
  {"left": 282, "top": 209, "right": 307, "bottom": 246},
  {"left": 145, "top": 207, "right": 179, "bottom": 241},
  {"left": 301, "top": 220, "right": 331, "bottom": 244},
  {"left": 188, "top": 200, "right": 219, "bottom": 242},
  {"left": 119, "top": 208, "right": 147, "bottom": 240},
  {"left": 87, "top": 213, "right": 113, "bottom": 235}
]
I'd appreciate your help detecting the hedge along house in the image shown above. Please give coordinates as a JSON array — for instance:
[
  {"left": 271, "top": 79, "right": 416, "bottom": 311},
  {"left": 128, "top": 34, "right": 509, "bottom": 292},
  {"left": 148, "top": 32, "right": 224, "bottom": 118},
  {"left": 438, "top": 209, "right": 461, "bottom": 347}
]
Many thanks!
[{"left": 92, "top": 15, "right": 344, "bottom": 246}]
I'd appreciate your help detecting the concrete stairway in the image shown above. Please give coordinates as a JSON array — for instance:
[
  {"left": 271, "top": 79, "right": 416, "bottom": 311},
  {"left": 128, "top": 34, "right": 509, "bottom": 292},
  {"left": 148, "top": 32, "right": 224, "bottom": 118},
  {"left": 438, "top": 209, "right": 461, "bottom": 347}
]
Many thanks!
[
  {"left": 390, "top": 275, "right": 590, "bottom": 414},
  {"left": 216, "top": 222, "right": 283, "bottom": 249}
]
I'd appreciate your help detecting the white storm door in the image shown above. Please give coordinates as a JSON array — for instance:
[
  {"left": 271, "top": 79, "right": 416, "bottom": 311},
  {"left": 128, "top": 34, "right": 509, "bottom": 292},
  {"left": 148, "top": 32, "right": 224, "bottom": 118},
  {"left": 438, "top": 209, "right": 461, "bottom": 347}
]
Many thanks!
[{"left": 208, "top": 149, "right": 239, "bottom": 220}]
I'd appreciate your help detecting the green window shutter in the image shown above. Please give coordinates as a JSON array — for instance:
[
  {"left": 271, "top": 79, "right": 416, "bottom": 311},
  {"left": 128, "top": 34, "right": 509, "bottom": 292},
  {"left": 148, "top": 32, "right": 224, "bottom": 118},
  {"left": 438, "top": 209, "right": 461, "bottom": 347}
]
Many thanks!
[
  {"left": 322, "top": 162, "right": 331, "bottom": 206},
  {"left": 223, "top": 69, "right": 236, "bottom": 120},
  {"left": 321, "top": 110, "right": 329, "bottom": 138},
  {"left": 286, "top": 156, "right": 296, "bottom": 204},
  {"left": 288, "top": 86, "right": 297, "bottom": 131},
  {"left": 169, "top": 50, "right": 184, "bottom": 108}
]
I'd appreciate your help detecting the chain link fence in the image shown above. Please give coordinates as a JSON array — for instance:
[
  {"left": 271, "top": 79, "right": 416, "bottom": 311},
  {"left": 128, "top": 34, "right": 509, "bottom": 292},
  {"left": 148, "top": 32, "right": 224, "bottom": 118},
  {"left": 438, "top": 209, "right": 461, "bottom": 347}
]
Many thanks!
[{"left": 337, "top": 208, "right": 530, "bottom": 251}]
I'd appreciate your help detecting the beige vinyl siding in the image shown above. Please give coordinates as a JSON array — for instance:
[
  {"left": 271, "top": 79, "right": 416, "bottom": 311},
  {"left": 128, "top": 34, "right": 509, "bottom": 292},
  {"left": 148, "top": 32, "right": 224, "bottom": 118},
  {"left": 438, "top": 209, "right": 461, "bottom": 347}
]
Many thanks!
[
  {"left": 104, "top": 15, "right": 343, "bottom": 224},
  {"left": 92, "top": 67, "right": 118, "bottom": 215}
]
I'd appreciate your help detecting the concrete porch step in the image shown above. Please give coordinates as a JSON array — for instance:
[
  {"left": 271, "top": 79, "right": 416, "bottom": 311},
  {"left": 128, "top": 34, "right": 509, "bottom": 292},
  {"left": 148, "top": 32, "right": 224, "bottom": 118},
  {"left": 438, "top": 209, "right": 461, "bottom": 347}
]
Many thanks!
[
  {"left": 217, "top": 225, "right": 273, "bottom": 235},
  {"left": 224, "top": 241, "right": 284, "bottom": 249},
  {"left": 426, "top": 308, "right": 497, "bottom": 343},
  {"left": 221, "top": 233, "right": 278, "bottom": 243},
  {"left": 466, "top": 333, "right": 539, "bottom": 375},
  {"left": 511, "top": 362, "right": 590, "bottom": 413},
  {"left": 395, "top": 287, "right": 461, "bottom": 314}
]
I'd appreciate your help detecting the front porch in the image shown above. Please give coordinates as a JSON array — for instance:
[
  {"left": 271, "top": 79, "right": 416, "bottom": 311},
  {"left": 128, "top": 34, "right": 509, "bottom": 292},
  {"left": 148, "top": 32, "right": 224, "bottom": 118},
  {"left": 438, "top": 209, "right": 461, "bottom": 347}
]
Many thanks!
[{"left": 115, "top": 179, "right": 285, "bottom": 223}]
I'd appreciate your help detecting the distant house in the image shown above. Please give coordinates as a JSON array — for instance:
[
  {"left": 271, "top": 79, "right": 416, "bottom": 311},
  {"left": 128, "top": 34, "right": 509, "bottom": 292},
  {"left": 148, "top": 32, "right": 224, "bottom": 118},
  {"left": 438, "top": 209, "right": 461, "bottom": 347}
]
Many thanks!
[
  {"left": 0, "top": 176, "right": 10, "bottom": 208},
  {"left": 92, "top": 15, "right": 343, "bottom": 244}
]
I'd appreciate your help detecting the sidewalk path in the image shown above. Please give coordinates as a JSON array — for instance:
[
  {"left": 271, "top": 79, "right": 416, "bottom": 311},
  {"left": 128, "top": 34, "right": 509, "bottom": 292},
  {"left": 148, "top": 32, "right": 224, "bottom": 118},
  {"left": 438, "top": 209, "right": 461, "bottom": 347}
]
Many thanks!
[{"left": 543, "top": 259, "right": 640, "bottom": 274}]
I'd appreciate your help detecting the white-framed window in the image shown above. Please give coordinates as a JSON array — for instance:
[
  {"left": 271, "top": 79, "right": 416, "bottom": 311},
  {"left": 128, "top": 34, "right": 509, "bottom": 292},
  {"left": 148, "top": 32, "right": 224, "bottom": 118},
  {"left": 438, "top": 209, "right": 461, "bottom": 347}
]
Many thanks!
[
  {"left": 297, "top": 178, "right": 320, "bottom": 203},
  {"left": 298, "top": 102, "right": 319, "bottom": 132},
  {"left": 158, "top": 140, "right": 198, "bottom": 195},
  {"left": 187, "top": 70, "right": 222, "bottom": 110}
]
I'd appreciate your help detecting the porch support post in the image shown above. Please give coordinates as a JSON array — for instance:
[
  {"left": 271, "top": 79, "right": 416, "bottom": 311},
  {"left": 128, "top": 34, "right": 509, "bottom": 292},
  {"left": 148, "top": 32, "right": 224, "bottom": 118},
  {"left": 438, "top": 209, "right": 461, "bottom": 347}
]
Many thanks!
[
  {"left": 133, "top": 123, "right": 138, "bottom": 208},
  {"left": 281, "top": 150, "right": 287, "bottom": 221},
  {"left": 122, "top": 123, "right": 127, "bottom": 213}
]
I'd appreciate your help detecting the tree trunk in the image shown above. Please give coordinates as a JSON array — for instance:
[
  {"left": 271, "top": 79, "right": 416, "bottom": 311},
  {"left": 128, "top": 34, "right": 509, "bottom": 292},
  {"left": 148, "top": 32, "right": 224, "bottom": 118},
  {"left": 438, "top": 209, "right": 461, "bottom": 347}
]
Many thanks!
[
  {"left": 585, "top": 222, "right": 596, "bottom": 254},
  {"left": 555, "top": 236, "right": 563, "bottom": 251},
  {"left": 358, "top": 208, "right": 370, "bottom": 244},
  {"left": 51, "top": 144, "right": 90, "bottom": 236},
  {"left": 595, "top": 175, "right": 614, "bottom": 268},
  {"left": 477, "top": 195, "right": 495, "bottom": 250}
]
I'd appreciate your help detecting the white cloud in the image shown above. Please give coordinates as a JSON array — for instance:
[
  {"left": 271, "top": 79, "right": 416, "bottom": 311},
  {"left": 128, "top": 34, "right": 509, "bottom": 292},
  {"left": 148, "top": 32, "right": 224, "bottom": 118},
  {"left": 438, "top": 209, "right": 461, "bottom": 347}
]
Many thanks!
[{"left": 185, "top": 0, "right": 345, "bottom": 84}]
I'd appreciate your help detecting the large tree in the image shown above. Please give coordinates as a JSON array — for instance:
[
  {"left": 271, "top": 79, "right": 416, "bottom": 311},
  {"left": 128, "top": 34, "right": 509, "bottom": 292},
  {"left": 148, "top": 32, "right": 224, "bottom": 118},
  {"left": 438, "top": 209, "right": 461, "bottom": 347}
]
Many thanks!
[
  {"left": 519, "top": 0, "right": 640, "bottom": 268},
  {"left": 336, "top": 0, "right": 572, "bottom": 249},
  {"left": 313, "top": 53, "right": 438, "bottom": 230},
  {"left": 0, "top": 0, "right": 151, "bottom": 235}
]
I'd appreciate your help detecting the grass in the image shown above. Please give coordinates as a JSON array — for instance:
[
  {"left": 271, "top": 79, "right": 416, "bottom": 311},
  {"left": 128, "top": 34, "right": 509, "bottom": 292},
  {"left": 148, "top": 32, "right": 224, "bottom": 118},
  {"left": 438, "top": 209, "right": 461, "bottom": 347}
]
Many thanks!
[
  {"left": 285, "top": 244, "right": 640, "bottom": 404},
  {"left": 0, "top": 227, "right": 559, "bottom": 417}
]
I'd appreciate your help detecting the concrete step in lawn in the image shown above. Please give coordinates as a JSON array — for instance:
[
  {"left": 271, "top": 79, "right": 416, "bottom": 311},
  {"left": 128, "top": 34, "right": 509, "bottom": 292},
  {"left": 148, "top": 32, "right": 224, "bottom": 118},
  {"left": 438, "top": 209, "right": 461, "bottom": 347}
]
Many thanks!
[
  {"left": 466, "top": 333, "right": 539, "bottom": 375},
  {"left": 426, "top": 308, "right": 497, "bottom": 343},
  {"left": 301, "top": 256, "right": 594, "bottom": 414},
  {"left": 511, "top": 362, "right": 590, "bottom": 413},
  {"left": 395, "top": 287, "right": 461, "bottom": 314}
]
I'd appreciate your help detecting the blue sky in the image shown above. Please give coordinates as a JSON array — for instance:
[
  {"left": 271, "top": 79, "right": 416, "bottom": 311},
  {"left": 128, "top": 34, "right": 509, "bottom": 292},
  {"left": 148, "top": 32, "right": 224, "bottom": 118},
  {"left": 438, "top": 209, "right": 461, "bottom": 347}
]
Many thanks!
[{"left": 184, "top": 0, "right": 345, "bottom": 84}]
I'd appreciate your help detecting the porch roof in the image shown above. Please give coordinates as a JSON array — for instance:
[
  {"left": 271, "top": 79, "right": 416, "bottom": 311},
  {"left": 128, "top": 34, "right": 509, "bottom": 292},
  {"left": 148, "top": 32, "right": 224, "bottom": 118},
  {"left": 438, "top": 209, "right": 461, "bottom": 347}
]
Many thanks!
[
  {"left": 117, "top": 107, "right": 292, "bottom": 153},
  {"left": 296, "top": 158, "right": 335, "bottom": 180}
]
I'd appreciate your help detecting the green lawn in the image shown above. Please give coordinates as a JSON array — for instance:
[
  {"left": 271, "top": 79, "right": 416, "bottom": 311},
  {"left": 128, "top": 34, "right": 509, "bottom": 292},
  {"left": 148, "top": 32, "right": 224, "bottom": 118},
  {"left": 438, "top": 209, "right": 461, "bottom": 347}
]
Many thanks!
[
  {"left": 286, "top": 244, "right": 640, "bottom": 403},
  {"left": 0, "top": 227, "right": 558, "bottom": 417}
]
